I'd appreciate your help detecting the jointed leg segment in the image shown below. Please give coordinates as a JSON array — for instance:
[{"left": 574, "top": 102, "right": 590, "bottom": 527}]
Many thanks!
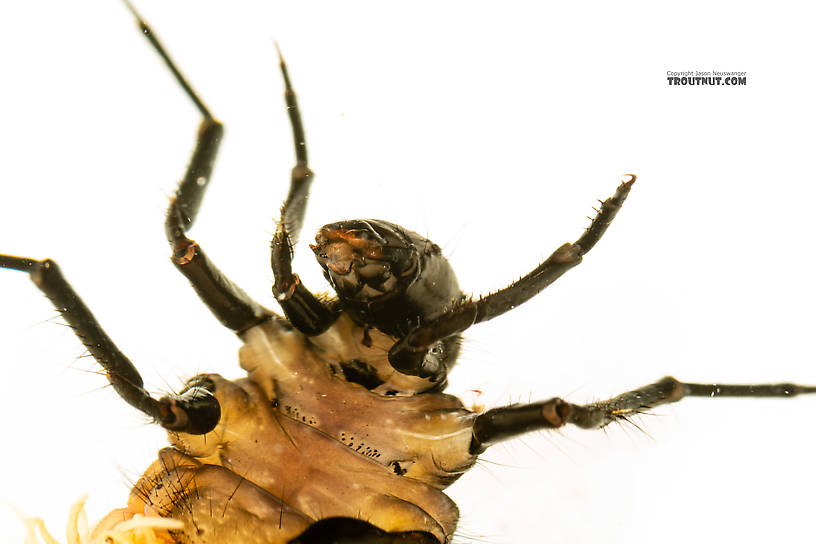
[
  {"left": 0, "top": 255, "right": 220, "bottom": 434},
  {"left": 118, "top": 3, "right": 276, "bottom": 334},
  {"left": 0, "top": 4, "right": 274, "bottom": 435},
  {"left": 276, "top": 42, "right": 314, "bottom": 246},
  {"left": 0, "top": 5, "right": 335, "bottom": 434},
  {"left": 389, "top": 176, "right": 636, "bottom": 377},
  {"left": 128, "top": 2, "right": 335, "bottom": 336},
  {"left": 470, "top": 376, "right": 816, "bottom": 453},
  {"left": 269, "top": 49, "right": 340, "bottom": 335}
]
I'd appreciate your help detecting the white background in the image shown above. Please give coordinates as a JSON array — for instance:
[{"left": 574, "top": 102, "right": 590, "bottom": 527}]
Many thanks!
[{"left": 1, "top": 2, "right": 815, "bottom": 543}]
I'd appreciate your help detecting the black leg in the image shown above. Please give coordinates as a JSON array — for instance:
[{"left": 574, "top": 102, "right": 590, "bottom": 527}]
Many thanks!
[
  {"left": 270, "top": 47, "right": 339, "bottom": 335},
  {"left": 122, "top": 1, "right": 273, "bottom": 333},
  {"left": 389, "top": 176, "right": 636, "bottom": 376},
  {"left": 276, "top": 43, "right": 313, "bottom": 247},
  {"left": 469, "top": 375, "right": 816, "bottom": 453},
  {"left": 0, "top": 255, "right": 220, "bottom": 434}
]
